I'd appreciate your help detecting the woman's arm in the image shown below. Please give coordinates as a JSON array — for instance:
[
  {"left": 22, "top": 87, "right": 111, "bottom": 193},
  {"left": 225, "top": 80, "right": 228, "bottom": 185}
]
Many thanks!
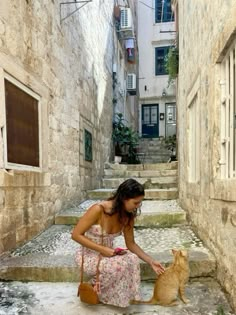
[
  {"left": 124, "top": 219, "right": 165, "bottom": 275},
  {"left": 71, "top": 204, "right": 115, "bottom": 257}
]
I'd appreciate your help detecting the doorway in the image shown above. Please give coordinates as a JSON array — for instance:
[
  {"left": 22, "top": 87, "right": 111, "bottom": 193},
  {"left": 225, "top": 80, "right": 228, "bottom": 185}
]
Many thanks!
[
  {"left": 141, "top": 104, "right": 159, "bottom": 138},
  {"left": 165, "top": 103, "right": 176, "bottom": 137}
]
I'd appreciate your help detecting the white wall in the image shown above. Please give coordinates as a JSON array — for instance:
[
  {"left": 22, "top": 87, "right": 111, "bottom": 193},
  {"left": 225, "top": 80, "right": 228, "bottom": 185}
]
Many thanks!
[{"left": 137, "top": 0, "right": 176, "bottom": 137}]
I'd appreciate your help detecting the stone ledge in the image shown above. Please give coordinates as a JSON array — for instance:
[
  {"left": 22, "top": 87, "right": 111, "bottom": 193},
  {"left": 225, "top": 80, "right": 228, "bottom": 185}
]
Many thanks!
[
  {"left": 0, "top": 170, "right": 51, "bottom": 187},
  {"left": 0, "top": 249, "right": 216, "bottom": 282}
]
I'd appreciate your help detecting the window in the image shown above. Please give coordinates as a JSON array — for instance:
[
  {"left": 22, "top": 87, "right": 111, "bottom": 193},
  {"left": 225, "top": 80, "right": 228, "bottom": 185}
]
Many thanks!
[
  {"left": 84, "top": 129, "right": 92, "bottom": 162},
  {"left": 155, "top": 0, "right": 174, "bottom": 23},
  {"left": 3, "top": 74, "right": 41, "bottom": 170},
  {"left": 220, "top": 40, "right": 236, "bottom": 179},
  {"left": 155, "top": 46, "right": 170, "bottom": 75}
]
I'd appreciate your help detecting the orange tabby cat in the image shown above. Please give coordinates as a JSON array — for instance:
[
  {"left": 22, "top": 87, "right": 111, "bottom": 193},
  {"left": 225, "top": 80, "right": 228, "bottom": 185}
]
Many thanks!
[{"left": 132, "top": 249, "right": 189, "bottom": 306}]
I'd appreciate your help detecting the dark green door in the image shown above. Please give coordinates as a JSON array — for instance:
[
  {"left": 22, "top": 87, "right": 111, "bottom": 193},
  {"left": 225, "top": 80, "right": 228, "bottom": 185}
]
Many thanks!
[{"left": 142, "top": 104, "right": 159, "bottom": 138}]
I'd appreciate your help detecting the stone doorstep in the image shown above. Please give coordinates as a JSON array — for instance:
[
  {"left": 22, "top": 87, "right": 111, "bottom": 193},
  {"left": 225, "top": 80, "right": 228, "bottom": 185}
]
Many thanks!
[
  {"left": 104, "top": 169, "right": 178, "bottom": 178},
  {"left": 55, "top": 210, "right": 186, "bottom": 227},
  {"left": 104, "top": 162, "right": 178, "bottom": 171},
  {"left": 102, "top": 177, "right": 178, "bottom": 189},
  {"left": 0, "top": 278, "right": 234, "bottom": 315},
  {"left": 87, "top": 188, "right": 178, "bottom": 200},
  {"left": 0, "top": 251, "right": 216, "bottom": 283},
  {"left": 0, "top": 225, "right": 216, "bottom": 282},
  {"left": 55, "top": 199, "right": 186, "bottom": 226}
]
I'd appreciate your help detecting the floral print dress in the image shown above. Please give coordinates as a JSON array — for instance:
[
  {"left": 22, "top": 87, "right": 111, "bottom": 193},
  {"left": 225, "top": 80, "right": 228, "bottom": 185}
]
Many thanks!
[{"left": 75, "top": 224, "right": 141, "bottom": 307}]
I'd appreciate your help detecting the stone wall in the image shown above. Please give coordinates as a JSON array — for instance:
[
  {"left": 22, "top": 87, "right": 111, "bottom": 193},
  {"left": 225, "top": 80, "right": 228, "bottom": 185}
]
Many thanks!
[
  {"left": 0, "top": 1, "right": 114, "bottom": 253},
  {"left": 177, "top": 0, "right": 236, "bottom": 310}
]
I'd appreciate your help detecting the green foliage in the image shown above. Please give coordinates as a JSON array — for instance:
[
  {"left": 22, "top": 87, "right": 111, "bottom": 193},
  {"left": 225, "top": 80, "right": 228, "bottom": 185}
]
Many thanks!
[
  {"left": 165, "top": 46, "right": 179, "bottom": 86},
  {"left": 216, "top": 305, "right": 226, "bottom": 315},
  {"left": 112, "top": 113, "right": 140, "bottom": 164},
  {"left": 162, "top": 134, "right": 177, "bottom": 161},
  {"left": 163, "top": 135, "right": 176, "bottom": 152}
]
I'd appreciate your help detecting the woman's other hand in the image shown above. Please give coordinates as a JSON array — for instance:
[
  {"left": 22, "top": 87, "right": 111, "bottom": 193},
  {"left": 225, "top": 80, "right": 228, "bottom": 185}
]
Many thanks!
[
  {"left": 101, "top": 247, "right": 116, "bottom": 257},
  {"left": 150, "top": 260, "right": 165, "bottom": 275}
]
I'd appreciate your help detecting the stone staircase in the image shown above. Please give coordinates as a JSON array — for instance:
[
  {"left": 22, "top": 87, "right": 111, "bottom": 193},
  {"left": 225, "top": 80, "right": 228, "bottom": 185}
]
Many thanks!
[
  {"left": 0, "top": 162, "right": 234, "bottom": 315},
  {"left": 89, "top": 162, "right": 178, "bottom": 200},
  {"left": 137, "top": 138, "right": 171, "bottom": 164}
]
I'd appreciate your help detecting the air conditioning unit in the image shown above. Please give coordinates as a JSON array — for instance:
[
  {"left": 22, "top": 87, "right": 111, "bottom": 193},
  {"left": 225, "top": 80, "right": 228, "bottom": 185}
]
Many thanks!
[
  {"left": 120, "top": 8, "right": 133, "bottom": 30},
  {"left": 127, "top": 73, "right": 136, "bottom": 90}
]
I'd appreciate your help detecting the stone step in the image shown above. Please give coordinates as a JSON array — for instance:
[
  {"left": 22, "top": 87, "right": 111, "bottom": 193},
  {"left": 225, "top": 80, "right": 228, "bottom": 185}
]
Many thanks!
[
  {"left": 104, "top": 169, "right": 178, "bottom": 178},
  {"left": 87, "top": 188, "right": 178, "bottom": 200},
  {"left": 0, "top": 278, "right": 233, "bottom": 315},
  {"left": 144, "top": 158, "right": 170, "bottom": 164},
  {"left": 142, "top": 149, "right": 169, "bottom": 153},
  {"left": 0, "top": 225, "right": 216, "bottom": 282},
  {"left": 55, "top": 200, "right": 186, "bottom": 227},
  {"left": 102, "top": 177, "right": 177, "bottom": 189},
  {"left": 104, "top": 162, "right": 178, "bottom": 171}
]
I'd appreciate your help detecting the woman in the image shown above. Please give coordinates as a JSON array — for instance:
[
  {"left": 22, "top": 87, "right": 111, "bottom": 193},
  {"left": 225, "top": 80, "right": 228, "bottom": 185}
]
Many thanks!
[{"left": 72, "top": 178, "right": 165, "bottom": 308}]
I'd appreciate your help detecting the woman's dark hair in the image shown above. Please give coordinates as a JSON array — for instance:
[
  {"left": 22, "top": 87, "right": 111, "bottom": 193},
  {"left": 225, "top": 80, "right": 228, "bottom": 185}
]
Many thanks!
[{"left": 107, "top": 178, "right": 145, "bottom": 226}]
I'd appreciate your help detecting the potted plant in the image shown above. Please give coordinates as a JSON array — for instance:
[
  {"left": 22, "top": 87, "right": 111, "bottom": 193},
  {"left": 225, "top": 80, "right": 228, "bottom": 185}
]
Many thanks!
[
  {"left": 162, "top": 134, "right": 177, "bottom": 162},
  {"left": 112, "top": 113, "right": 140, "bottom": 164}
]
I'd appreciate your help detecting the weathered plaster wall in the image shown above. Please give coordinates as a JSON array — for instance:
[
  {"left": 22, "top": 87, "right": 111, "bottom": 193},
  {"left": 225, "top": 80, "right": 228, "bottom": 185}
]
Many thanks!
[
  {"left": 0, "top": 1, "right": 114, "bottom": 253},
  {"left": 177, "top": 0, "right": 236, "bottom": 310}
]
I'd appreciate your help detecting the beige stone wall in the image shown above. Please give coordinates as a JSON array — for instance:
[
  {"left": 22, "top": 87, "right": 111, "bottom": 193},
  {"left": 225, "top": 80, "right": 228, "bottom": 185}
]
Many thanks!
[
  {"left": 177, "top": 0, "right": 236, "bottom": 310},
  {"left": 0, "top": 1, "right": 114, "bottom": 253}
]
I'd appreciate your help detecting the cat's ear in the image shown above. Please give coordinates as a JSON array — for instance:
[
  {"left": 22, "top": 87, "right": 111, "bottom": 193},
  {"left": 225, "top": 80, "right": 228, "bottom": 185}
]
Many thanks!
[
  {"left": 172, "top": 249, "right": 177, "bottom": 255},
  {"left": 180, "top": 250, "right": 187, "bottom": 257}
]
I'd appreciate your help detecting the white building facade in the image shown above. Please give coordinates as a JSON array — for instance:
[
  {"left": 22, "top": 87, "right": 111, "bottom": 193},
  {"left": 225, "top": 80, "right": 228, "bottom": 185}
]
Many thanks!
[
  {"left": 137, "top": 0, "right": 176, "bottom": 139},
  {"left": 113, "top": 1, "right": 138, "bottom": 129}
]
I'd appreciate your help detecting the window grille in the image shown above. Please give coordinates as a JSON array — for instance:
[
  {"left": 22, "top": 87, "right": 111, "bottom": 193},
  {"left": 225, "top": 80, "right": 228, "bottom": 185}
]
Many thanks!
[{"left": 220, "top": 40, "right": 236, "bottom": 178}]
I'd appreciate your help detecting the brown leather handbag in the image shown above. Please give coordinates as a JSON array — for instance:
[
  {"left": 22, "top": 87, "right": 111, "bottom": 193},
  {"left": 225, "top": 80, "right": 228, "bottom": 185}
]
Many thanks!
[
  {"left": 77, "top": 216, "right": 104, "bottom": 305},
  {"left": 77, "top": 248, "right": 102, "bottom": 304}
]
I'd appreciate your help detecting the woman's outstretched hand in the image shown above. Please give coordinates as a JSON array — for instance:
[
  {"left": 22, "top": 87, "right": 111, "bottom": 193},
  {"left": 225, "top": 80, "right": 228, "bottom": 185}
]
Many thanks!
[{"left": 150, "top": 260, "right": 165, "bottom": 275}]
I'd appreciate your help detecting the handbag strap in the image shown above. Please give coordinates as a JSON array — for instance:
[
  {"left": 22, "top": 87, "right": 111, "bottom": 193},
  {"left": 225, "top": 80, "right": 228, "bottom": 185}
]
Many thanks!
[{"left": 80, "top": 206, "right": 104, "bottom": 284}]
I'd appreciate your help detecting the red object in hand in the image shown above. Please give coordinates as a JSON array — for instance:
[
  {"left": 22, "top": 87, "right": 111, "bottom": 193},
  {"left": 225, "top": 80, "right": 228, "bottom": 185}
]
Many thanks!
[{"left": 114, "top": 247, "right": 128, "bottom": 255}]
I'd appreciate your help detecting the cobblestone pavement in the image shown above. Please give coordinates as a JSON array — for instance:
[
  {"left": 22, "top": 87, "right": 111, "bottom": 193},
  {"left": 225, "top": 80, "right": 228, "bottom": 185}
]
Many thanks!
[
  {"left": 10, "top": 225, "right": 204, "bottom": 258},
  {"left": 0, "top": 279, "right": 234, "bottom": 315}
]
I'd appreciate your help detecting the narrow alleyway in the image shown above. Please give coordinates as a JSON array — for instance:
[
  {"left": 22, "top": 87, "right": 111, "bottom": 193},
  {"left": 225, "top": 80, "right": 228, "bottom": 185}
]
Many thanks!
[{"left": 0, "top": 162, "right": 234, "bottom": 314}]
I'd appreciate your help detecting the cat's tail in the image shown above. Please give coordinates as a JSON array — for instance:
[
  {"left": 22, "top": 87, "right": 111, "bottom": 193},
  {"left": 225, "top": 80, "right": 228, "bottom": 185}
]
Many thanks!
[{"left": 130, "top": 297, "right": 158, "bottom": 305}]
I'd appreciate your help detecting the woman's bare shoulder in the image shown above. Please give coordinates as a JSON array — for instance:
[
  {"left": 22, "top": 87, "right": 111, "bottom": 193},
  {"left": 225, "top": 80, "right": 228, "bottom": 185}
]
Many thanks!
[
  {"left": 98, "top": 200, "right": 113, "bottom": 215},
  {"left": 86, "top": 202, "right": 104, "bottom": 214}
]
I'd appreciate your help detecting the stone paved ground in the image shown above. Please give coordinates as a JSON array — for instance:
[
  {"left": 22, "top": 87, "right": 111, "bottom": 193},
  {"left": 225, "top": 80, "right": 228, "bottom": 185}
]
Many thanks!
[
  {"left": 9, "top": 225, "right": 203, "bottom": 257},
  {"left": 0, "top": 278, "right": 234, "bottom": 315}
]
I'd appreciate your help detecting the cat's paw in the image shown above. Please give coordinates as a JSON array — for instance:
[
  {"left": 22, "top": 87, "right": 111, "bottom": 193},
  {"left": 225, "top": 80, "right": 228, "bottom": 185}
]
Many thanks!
[{"left": 182, "top": 297, "right": 189, "bottom": 304}]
